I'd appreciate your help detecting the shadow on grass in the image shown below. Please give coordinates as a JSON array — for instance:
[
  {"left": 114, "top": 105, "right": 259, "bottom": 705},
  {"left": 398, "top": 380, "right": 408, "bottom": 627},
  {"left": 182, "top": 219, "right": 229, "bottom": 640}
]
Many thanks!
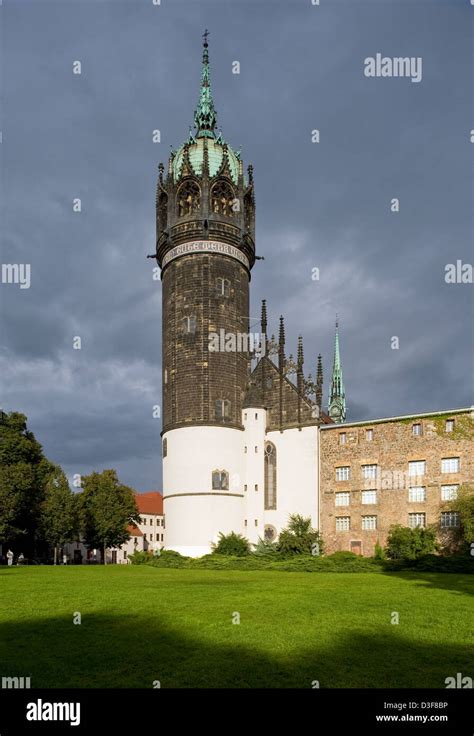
[
  {"left": 382, "top": 570, "right": 474, "bottom": 597},
  {"left": 0, "top": 612, "right": 471, "bottom": 689}
]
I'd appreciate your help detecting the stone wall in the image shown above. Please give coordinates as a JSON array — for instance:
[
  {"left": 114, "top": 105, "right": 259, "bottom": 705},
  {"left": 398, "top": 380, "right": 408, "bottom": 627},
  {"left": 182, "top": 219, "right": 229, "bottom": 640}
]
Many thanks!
[{"left": 319, "top": 409, "right": 474, "bottom": 555}]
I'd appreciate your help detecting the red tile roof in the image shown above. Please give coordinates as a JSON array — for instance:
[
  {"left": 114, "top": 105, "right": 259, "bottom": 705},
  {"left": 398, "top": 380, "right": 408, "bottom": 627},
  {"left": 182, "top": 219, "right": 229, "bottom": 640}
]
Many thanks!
[
  {"left": 127, "top": 524, "right": 143, "bottom": 537},
  {"left": 135, "top": 491, "right": 163, "bottom": 515}
]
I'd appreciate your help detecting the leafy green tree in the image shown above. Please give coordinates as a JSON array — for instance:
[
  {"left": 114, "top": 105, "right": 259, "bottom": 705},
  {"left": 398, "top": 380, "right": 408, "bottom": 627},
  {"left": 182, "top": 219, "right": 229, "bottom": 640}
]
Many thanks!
[
  {"left": 212, "top": 532, "right": 250, "bottom": 556},
  {"left": 39, "top": 466, "right": 78, "bottom": 564},
  {"left": 385, "top": 524, "right": 438, "bottom": 560},
  {"left": 441, "top": 484, "right": 474, "bottom": 554},
  {"left": 0, "top": 411, "right": 55, "bottom": 550},
  {"left": 77, "top": 470, "right": 140, "bottom": 563},
  {"left": 277, "top": 514, "right": 324, "bottom": 556}
]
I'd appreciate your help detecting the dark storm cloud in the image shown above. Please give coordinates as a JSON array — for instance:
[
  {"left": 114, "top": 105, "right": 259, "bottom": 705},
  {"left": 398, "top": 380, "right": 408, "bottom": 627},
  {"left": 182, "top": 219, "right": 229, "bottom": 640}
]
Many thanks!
[{"left": 1, "top": 0, "right": 472, "bottom": 490}]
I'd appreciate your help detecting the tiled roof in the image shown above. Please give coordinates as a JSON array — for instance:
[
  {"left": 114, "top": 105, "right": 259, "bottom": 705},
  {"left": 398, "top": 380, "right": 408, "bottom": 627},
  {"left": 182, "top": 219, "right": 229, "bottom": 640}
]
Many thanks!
[
  {"left": 135, "top": 491, "right": 163, "bottom": 515},
  {"left": 127, "top": 524, "right": 143, "bottom": 537}
]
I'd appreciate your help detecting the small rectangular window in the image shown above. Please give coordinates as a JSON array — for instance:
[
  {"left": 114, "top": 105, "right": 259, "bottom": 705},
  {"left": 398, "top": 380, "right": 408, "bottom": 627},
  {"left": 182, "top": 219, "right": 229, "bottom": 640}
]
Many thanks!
[
  {"left": 254, "top": 520, "right": 258, "bottom": 527},
  {"left": 362, "top": 464, "right": 378, "bottom": 480},
  {"left": 244, "top": 519, "right": 247, "bottom": 527},
  {"left": 408, "top": 513, "right": 426, "bottom": 528},
  {"left": 254, "top": 484, "right": 258, "bottom": 492},
  {"left": 441, "top": 512, "right": 460, "bottom": 528},
  {"left": 366, "top": 428, "right": 373, "bottom": 441},
  {"left": 445, "top": 419, "right": 454, "bottom": 433},
  {"left": 339, "top": 432, "right": 346, "bottom": 445},
  {"left": 361, "top": 490, "right": 377, "bottom": 504},
  {"left": 362, "top": 515, "right": 377, "bottom": 530},
  {"left": 409, "top": 486, "right": 426, "bottom": 503},
  {"left": 441, "top": 485, "right": 458, "bottom": 501},
  {"left": 336, "top": 466, "right": 350, "bottom": 481},
  {"left": 408, "top": 460, "right": 426, "bottom": 477},
  {"left": 244, "top": 484, "right": 247, "bottom": 492},
  {"left": 335, "top": 492, "right": 350, "bottom": 507},
  {"left": 335, "top": 516, "right": 350, "bottom": 532},
  {"left": 254, "top": 446, "right": 258, "bottom": 453},
  {"left": 441, "top": 457, "right": 460, "bottom": 474},
  {"left": 412, "top": 423, "right": 422, "bottom": 436}
]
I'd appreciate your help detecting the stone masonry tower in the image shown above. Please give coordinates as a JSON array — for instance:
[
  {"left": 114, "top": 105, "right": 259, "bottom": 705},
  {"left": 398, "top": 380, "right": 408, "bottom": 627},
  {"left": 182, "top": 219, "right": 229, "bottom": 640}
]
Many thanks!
[{"left": 154, "top": 33, "right": 256, "bottom": 555}]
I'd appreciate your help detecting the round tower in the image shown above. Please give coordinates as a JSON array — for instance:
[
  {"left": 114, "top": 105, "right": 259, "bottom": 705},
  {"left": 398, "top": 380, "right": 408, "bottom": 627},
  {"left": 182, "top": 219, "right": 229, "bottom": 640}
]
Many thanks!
[{"left": 155, "top": 33, "right": 256, "bottom": 556}]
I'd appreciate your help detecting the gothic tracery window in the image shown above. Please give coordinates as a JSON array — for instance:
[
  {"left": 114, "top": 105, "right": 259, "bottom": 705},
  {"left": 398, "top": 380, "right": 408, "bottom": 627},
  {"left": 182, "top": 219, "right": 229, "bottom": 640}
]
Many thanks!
[
  {"left": 211, "top": 180, "right": 235, "bottom": 217},
  {"left": 212, "top": 470, "right": 229, "bottom": 490},
  {"left": 177, "top": 180, "right": 200, "bottom": 217},
  {"left": 264, "top": 442, "right": 277, "bottom": 510}
]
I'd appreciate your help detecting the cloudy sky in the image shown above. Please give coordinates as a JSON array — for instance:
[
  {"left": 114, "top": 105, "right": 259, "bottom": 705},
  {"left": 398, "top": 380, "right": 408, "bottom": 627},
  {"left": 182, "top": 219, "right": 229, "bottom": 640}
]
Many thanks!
[{"left": 1, "top": 0, "right": 472, "bottom": 491}]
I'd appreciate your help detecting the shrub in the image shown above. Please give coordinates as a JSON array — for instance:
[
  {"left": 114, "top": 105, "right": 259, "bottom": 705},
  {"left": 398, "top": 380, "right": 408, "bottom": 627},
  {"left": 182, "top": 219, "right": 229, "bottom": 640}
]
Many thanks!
[
  {"left": 147, "top": 549, "right": 190, "bottom": 568},
  {"left": 385, "top": 524, "right": 438, "bottom": 560},
  {"left": 128, "top": 550, "right": 152, "bottom": 565},
  {"left": 383, "top": 554, "right": 473, "bottom": 574},
  {"left": 277, "top": 514, "right": 324, "bottom": 556},
  {"left": 252, "top": 538, "right": 279, "bottom": 557},
  {"left": 374, "top": 540, "right": 385, "bottom": 561},
  {"left": 212, "top": 532, "right": 251, "bottom": 557}
]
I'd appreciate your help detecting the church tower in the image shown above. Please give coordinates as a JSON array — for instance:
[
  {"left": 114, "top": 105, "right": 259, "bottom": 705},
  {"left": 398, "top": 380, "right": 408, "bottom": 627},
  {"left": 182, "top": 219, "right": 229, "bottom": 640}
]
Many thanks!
[
  {"left": 328, "top": 318, "right": 346, "bottom": 423},
  {"left": 154, "top": 33, "right": 256, "bottom": 555}
]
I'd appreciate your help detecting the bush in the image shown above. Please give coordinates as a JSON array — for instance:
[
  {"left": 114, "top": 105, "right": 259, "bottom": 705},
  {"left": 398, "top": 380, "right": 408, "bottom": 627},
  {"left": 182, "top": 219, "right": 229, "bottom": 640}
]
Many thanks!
[
  {"left": 252, "top": 538, "right": 279, "bottom": 557},
  {"left": 374, "top": 541, "right": 385, "bottom": 561},
  {"left": 147, "top": 549, "right": 190, "bottom": 568},
  {"left": 277, "top": 514, "right": 324, "bottom": 556},
  {"left": 128, "top": 550, "right": 152, "bottom": 565},
  {"left": 385, "top": 524, "right": 438, "bottom": 560},
  {"left": 383, "top": 554, "right": 473, "bottom": 574},
  {"left": 212, "top": 532, "right": 251, "bottom": 557}
]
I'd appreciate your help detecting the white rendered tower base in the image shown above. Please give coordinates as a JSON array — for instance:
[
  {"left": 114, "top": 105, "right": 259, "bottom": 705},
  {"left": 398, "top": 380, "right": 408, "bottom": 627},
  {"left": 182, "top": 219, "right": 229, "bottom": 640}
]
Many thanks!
[{"left": 163, "top": 426, "right": 244, "bottom": 557}]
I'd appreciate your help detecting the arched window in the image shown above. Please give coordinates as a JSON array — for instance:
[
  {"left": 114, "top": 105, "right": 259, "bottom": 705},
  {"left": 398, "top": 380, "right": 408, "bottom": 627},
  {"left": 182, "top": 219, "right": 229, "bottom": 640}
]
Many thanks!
[
  {"left": 212, "top": 470, "right": 229, "bottom": 490},
  {"left": 162, "top": 438, "right": 167, "bottom": 458},
  {"left": 177, "top": 180, "right": 200, "bottom": 217},
  {"left": 211, "top": 180, "right": 235, "bottom": 217},
  {"left": 264, "top": 441, "right": 277, "bottom": 510},
  {"left": 264, "top": 525, "right": 277, "bottom": 542},
  {"left": 215, "top": 399, "right": 231, "bottom": 421},
  {"left": 182, "top": 316, "right": 196, "bottom": 334},
  {"left": 215, "top": 277, "right": 230, "bottom": 297}
]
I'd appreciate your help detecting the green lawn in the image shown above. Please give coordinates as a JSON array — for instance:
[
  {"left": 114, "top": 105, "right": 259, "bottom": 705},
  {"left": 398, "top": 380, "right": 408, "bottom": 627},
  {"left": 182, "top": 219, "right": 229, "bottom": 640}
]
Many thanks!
[{"left": 0, "top": 566, "right": 472, "bottom": 688}]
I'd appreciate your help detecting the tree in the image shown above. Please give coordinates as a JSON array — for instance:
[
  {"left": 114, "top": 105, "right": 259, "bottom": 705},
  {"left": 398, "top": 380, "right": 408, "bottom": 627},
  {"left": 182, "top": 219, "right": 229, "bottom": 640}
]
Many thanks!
[
  {"left": 441, "top": 484, "right": 474, "bottom": 554},
  {"left": 39, "top": 466, "right": 78, "bottom": 564},
  {"left": 0, "top": 411, "right": 55, "bottom": 552},
  {"left": 385, "top": 524, "right": 438, "bottom": 560},
  {"left": 212, "top": 531, "right": 250, "bottom": 556},
  {"left": 277, "top": 514, "right": 324, "bottom": 556},
  {"left": 77, "top": 470, "right": 140, "bottom": 563}
]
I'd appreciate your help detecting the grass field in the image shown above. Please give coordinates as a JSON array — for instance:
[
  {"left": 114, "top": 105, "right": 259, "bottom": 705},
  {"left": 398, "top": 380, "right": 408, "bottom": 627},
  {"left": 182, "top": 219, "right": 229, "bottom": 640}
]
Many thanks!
[{"left": 0, "top": 566, "right": 472, "bottom": 688}]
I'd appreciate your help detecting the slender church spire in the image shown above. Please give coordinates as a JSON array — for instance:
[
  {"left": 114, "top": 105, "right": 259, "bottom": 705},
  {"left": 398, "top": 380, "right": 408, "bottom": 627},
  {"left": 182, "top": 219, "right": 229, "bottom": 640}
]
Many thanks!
[
  {"left": 328, "top": 317, "right": 346, "bottom": 423},
  {"left": 194, "top": 30, "right": 218, "bottom": 138}
]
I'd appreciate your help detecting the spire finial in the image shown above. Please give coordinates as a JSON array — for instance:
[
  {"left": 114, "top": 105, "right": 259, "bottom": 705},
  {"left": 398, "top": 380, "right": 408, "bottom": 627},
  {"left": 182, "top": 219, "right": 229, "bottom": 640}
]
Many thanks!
[
  {"left": 194, "top": 30, "right": 217, "bottom": 138},
  {"left": 328, "top": 315, "right": 346, "bottom": 423}
]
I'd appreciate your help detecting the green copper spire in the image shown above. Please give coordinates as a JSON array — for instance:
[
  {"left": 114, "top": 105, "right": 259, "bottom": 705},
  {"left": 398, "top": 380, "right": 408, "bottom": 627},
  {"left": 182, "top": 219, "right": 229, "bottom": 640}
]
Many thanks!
[
  {"left": 193, "top": 30, "right": 217, "bottom": 138},
  {"left": 328, "top": 317, "right": 346, "bottom": 423}
]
